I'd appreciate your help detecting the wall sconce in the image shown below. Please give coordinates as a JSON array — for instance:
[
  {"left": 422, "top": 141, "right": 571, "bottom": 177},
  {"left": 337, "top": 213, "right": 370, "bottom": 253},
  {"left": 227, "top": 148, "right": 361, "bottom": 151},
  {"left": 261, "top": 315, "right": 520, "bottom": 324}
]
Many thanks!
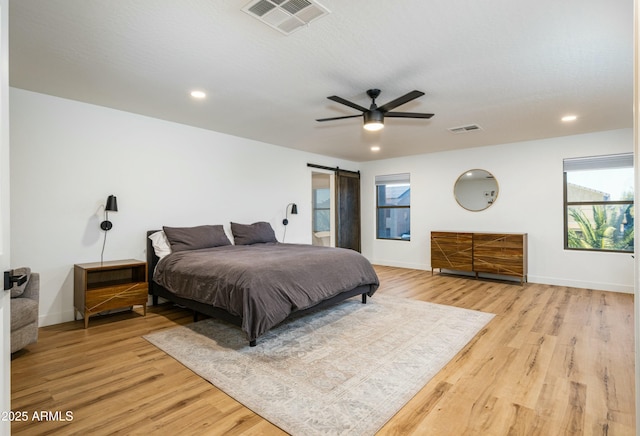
[
  {"left": 282, "top": 203, "right": 298, "bottom": 226},
  {"left": 100, "top": 195, "right": 118, "bottom": 265},
  {"left": 100, "top": 195, "right": 118, "bottom": 231}
]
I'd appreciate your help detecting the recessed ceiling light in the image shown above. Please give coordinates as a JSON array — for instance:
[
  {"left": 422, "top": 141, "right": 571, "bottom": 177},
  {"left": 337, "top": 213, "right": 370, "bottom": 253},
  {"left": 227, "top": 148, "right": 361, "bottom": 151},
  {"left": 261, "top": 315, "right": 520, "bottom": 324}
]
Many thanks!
[
  {"left": 561, "top": 115, "right": 577, "bottom": 122},
  {"left": 190, "top": 90, "right": 206, "bottom": 99},
  {"left": 370, "top": 146, "right": 380, "bottom": 152}
]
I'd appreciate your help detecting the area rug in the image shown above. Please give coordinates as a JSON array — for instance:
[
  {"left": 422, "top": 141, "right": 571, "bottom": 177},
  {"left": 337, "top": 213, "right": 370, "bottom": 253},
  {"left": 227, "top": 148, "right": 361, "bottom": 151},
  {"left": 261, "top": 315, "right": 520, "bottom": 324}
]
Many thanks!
[{"left": 144, "top": 294, "right": 494, "bottom": 435}]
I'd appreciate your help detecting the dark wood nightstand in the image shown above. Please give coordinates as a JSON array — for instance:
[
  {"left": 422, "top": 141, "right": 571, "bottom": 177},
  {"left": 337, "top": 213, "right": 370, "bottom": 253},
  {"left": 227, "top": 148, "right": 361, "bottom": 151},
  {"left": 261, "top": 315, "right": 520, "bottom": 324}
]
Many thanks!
[{"left": 74, "top": 259, "right": 148, "bottom": 328}]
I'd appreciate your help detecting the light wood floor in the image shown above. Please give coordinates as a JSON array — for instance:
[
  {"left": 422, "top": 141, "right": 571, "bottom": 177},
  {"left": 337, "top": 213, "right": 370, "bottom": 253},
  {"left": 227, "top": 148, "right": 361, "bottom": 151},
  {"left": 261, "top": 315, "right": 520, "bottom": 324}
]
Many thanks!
[{"left": 11, "top": 266, "right": 635, "bottom": 435}]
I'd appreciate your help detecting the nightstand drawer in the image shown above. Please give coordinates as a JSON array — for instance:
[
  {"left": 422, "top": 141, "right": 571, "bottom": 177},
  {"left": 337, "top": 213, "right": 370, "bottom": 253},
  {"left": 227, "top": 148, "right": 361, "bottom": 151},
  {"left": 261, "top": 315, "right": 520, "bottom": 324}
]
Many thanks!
[{"left": 85, "top": 282, "right": 148, "bottom": 312}]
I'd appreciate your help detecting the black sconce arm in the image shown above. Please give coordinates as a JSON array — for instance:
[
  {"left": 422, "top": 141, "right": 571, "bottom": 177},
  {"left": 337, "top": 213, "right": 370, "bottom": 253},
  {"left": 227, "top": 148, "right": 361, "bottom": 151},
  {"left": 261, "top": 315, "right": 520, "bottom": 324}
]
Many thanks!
[{"left": 282, "top": 203, "right": 298, "bottom": 226}]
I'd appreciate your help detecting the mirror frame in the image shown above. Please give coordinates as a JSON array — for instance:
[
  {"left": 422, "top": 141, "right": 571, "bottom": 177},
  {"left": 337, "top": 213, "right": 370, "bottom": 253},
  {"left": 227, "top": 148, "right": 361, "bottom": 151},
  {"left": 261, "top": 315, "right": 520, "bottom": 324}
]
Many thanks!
[{"left": 453, "top": 169, "right": 499, "bottom": 212}]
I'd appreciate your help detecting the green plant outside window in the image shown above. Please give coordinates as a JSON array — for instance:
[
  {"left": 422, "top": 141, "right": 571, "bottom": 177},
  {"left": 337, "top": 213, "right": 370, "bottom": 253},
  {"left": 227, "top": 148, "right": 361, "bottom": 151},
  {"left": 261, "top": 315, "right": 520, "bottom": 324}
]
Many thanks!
[{"left": 564, "top": 154, "right": 634, "bottom": 253}]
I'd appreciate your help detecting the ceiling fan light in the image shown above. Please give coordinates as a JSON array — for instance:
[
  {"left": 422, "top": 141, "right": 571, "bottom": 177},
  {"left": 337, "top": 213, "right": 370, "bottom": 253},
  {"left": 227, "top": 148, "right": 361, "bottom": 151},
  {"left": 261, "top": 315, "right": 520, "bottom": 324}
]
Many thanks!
[
  {"left": 190, "top": 90, "right": 206, "bottom": 99},
  {"left": 363, "top": 111, "right": 384, "bottom": 131},
  {"left": 364, "top": 121, "right": 384, "bottom": 131}
]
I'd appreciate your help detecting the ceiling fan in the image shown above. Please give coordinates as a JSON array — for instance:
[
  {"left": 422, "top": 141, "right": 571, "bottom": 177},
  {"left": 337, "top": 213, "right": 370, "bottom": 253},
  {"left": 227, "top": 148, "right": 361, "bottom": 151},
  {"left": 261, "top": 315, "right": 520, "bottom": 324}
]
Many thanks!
[{"left": 316, "top": 89, "right": 434, "bottom": 131}]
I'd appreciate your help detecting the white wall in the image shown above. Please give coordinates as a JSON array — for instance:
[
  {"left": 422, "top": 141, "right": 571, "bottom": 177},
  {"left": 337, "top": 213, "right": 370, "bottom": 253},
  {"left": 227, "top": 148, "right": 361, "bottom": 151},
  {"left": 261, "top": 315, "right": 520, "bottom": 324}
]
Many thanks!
[
  {"left": 9, "top": 88, "right": 358, "bottom": 326},
  {"left": 361, "top": 128, "right": 634, "bottom": 293}
]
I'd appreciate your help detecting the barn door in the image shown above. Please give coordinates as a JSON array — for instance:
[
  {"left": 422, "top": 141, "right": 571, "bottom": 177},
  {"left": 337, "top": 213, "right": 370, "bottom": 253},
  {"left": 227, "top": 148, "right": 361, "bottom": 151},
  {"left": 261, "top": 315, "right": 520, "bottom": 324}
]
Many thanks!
[{"left": 335, "top": 170, "right": 361, "bottom": 252}]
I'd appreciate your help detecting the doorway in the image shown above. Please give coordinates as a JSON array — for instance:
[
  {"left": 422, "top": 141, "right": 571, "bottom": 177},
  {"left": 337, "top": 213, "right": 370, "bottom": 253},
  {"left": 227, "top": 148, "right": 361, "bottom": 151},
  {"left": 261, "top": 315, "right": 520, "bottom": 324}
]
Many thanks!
[{"left": 311, "top": 172, "right": 334, "bottom": 246}]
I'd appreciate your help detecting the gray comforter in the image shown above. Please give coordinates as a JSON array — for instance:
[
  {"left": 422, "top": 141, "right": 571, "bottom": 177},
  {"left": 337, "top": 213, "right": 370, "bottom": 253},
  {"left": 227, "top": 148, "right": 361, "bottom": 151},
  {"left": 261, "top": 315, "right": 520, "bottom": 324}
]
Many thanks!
[{"left": 153, "top": 243, "right": 379, "bottom": 341}]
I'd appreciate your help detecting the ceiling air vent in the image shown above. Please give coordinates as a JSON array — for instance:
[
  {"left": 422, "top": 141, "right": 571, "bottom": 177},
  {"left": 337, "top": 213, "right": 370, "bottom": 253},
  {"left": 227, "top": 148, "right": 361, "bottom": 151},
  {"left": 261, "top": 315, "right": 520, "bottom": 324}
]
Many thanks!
[
  {"left": 448, "top": 124, "right": 482, "bottom": 134},
  {"left": 242, "top": 0, "right": 330, "bottom": 35}
]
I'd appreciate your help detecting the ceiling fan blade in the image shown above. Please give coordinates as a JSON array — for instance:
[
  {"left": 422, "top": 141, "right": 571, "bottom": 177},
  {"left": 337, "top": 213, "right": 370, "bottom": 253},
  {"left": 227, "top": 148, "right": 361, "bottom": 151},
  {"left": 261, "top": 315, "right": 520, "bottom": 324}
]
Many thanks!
[
  {"left": 327, "top": 95, "right": 368, "bottom": 112},
  {"left": 385, "top": 111, "right": 434, "bottom": 119},
  {"left": 378, "top": 90, "right": 425, "bottom": 113},
  {"left": 316, "top": 114, "right": 363, "bottom": 122}
]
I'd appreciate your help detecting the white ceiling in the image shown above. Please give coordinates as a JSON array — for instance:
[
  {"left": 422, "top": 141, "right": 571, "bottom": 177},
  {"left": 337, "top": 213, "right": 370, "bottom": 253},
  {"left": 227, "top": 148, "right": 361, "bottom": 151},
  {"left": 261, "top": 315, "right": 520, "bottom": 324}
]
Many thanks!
[{"left": 8, "top": 0, "right": 633, "bottom": 162}]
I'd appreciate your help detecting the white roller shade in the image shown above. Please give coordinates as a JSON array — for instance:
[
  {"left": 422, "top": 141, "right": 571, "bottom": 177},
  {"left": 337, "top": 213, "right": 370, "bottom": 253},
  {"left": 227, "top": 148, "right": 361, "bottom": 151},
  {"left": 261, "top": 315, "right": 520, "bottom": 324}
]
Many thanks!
[
  {"left": 375, "top": 173, "right": 410, "bottom": 185},
  {"left": 563, "top": 153, "right": 633, "bottom": 172}
]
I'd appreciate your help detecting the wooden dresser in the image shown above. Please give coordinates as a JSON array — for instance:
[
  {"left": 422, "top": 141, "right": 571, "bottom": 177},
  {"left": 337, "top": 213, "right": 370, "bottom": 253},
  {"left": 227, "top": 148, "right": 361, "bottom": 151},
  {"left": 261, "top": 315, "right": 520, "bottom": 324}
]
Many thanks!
[{"left": 431, "top": 231, "right": 528, "bottom": 284}]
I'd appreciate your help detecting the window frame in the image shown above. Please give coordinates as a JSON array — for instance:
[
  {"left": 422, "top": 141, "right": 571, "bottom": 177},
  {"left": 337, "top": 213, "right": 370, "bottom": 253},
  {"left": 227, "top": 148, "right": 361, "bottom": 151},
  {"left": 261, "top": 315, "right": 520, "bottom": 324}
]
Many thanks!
[
  {"left": 563, "top": 153, "right": 634, "bottom": 253},
  {"left": 375, "top": 173, "right": 411, "bottom": 241}
]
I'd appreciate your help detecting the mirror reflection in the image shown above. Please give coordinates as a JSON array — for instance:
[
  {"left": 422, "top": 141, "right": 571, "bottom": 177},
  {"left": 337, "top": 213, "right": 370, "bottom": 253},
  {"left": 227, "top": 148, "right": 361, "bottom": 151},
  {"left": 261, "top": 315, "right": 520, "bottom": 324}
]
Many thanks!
[{"left": 454, "top": 169, "right": 499, "bottom": 211}]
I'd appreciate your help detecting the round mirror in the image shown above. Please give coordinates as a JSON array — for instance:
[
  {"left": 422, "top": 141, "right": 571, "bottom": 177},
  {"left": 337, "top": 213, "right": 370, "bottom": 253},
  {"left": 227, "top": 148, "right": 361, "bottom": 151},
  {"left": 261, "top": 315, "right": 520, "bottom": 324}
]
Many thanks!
[{"left": 454, "top": 169, "right": 499, "bottom": 211}]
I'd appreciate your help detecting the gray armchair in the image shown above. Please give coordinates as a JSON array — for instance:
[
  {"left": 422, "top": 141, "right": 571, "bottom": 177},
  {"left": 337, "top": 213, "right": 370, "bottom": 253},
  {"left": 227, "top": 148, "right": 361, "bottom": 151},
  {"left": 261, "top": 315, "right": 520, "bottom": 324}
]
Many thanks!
[{"left": 10, "top": 271, "right": 39, "bottom": 353}]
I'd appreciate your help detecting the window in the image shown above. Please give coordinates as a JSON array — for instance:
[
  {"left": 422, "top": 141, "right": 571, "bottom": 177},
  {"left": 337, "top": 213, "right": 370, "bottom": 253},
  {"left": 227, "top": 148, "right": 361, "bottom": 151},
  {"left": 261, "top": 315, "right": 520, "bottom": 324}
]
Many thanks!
[
  {"left": 376, "top": 173, "right": 410, "bottom": 240},
  {"left": 312, "top": 188, "right": 330, "bottom": 232},
  {"left": 563, "top": 153, "right": 634, "bottom": 252}
]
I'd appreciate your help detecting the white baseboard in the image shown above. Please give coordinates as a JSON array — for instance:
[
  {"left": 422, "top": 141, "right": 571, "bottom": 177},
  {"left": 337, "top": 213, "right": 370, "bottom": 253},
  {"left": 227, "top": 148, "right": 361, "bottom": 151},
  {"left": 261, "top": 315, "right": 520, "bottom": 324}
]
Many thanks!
[
  {"left": 528, "top": 275, "right": 634, "bottom": 294},
  {"left": 371, "top": 259, "right": 428, "bottom": 271},
  {"left": 39, "top": 309, "right": 75, "bottom": 327},
  {"left": 372, "top": 262, "right": 634, "bottom": 294}
]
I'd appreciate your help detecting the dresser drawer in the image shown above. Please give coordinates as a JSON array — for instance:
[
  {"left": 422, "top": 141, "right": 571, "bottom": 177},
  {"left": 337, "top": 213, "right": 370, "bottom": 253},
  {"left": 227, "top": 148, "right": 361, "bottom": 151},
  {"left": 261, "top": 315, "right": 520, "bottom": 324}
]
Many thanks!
[
  {"left": 473, "top": 233, "right": 526, "bottom": 278},
  {"left": 431, "top": 231, "right": 473, "bottom": 271}
]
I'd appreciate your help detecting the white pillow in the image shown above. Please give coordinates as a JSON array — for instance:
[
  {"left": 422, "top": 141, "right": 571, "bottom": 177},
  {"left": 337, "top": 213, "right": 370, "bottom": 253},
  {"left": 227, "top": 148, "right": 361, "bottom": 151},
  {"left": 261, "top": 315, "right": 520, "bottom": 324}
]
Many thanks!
[{"left": 148, "top": 231, "right": 171, "bottom": 259}]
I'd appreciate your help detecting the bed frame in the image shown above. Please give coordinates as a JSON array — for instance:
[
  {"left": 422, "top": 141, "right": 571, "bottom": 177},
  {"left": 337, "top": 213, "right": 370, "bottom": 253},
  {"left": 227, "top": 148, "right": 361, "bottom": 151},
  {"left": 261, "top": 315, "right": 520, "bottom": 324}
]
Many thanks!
[{"left": 146, "top": 230, "right": 371, "bottom": 346}]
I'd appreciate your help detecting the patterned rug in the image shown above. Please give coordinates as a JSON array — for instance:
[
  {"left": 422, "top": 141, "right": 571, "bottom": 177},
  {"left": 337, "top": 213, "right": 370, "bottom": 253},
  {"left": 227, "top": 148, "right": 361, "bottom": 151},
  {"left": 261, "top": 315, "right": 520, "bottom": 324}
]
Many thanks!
[{"left": 144, "top": 294, "right": 494, "bottom": 435}]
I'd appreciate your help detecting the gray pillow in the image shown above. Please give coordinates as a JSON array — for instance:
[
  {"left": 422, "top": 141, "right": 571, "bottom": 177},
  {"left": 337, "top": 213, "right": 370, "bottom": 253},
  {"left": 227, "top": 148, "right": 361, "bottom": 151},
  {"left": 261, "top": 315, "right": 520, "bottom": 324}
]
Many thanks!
[
  {"left": 162, "top": 225, "right": 231, "bottom": 252},
  {"left": 10, "top": 266, "right": 31, "bottom": 298},
  {"left": 231, "top": 221, "right": 277, "bottom": 245}
]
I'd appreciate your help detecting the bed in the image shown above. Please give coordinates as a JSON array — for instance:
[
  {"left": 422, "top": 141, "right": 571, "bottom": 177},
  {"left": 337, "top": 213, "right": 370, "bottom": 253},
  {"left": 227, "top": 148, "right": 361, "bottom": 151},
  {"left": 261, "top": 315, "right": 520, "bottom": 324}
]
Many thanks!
[{"left": 146, "top": 223, "right": 379, "bottom": 346}]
